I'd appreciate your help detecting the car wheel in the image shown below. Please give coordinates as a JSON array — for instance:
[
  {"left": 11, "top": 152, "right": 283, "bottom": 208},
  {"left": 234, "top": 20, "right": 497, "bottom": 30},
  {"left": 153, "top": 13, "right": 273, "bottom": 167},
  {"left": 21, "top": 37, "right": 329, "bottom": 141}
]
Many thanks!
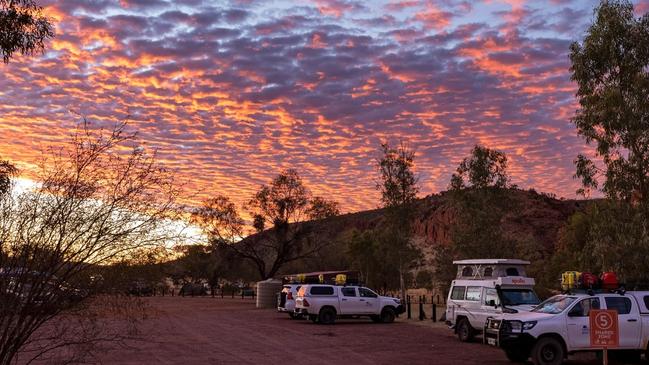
[
  {"left": 288, "top": 312, "right": 296, "bottom": 319},
  {"left": 456, "top": 318, "right": 474, "bottom": 342},
  {"left": 295, "top": 313, "right": 304, "bottom": 320},
  {"left": 381, "top": 307, "right": 396, "bottom": 323},
  {"left": 611, "top": 350, "right": 641, "bottom": 363},
  {"left": 531, "top": 337, "right": 564, "bottom": 365},
  {"left": 318, "top": 307, "right": 336, "bottom": 325},
  {"left": 505, "top": 348, "right": 529, "bottom": 363}
]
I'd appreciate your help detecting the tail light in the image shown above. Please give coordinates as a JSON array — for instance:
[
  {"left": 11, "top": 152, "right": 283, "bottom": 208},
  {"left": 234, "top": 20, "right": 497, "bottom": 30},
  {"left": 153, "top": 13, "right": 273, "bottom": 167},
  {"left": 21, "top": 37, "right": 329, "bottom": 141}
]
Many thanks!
[
  {"left": 287, "top": 292, "right": 293, "bottom": 300},
  {"left": 302, "top": 298, "right": 310, "bottom": 307}
]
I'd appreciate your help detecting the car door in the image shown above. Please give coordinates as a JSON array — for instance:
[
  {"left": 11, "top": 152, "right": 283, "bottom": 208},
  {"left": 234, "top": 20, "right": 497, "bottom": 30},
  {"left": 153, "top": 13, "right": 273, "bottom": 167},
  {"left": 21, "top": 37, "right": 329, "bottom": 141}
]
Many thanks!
[
  {"left": 339, "top": 287, "right": 362, "bottom": 314},
  {"left": 481, "top": 288, "right": 500, "bottom": 323},
  {"left": 603, "top": 296, "right": 641, "bottom": 348},
  {"left": 566, "top": 297, "right": 600, "bottom": 350},
  {"left": 463, "top": 286, "right": 483, "bottom": 329},
  {"left": 358, "top": 287, "right": 380, "bottom": 314}
]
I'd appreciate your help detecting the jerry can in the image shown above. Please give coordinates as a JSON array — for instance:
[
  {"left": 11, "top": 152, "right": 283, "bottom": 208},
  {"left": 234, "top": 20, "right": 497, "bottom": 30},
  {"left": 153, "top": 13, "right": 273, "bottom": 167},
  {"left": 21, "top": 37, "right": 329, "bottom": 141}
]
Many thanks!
[{"left": 561, "top": 271, "right": 581, "bottom": 290}]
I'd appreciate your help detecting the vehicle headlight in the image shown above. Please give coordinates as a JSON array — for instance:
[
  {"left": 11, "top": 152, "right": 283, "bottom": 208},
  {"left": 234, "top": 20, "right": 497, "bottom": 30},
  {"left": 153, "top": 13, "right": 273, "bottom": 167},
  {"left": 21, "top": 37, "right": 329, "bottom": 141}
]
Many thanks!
[
  {"left": 508, "top": 321, "right": 522, "bottom": 332},
  {"left": 505, "top": 320, "right": 536, "bottom": 332}
]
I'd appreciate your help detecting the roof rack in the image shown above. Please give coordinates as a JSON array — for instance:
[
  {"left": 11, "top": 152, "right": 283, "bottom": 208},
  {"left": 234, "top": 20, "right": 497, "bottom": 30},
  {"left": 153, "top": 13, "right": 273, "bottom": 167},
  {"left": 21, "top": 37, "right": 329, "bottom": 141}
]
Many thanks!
[{"left": 453, "top": 259, "right": 530, "bottom": 265}]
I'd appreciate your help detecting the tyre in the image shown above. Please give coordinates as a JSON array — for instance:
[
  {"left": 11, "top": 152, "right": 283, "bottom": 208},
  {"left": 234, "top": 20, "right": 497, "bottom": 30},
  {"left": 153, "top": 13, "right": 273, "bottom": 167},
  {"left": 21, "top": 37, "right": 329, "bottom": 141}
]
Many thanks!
[
  {"left": 288, "top": 312, "right": 296, "bottom": 319},
  {"left": 318, "top": 307, "right": 336, "bottom": 325},
  {"left": 370, "top": 315, "right": 381, "bottom": 323},
  {"left": 531, "top": 337, "right": 564, "bottom": 365},
  {"left": 381, "top": 307, "right": 396, "bottom": 323},
  {"left": 611, "top": 350, "right": 641, "bottom": 363},
  {"left": 505, "top": 348, "right": 529, "bottom": 363},
  {"left": 295, "top": 313, "right": 304, "bottom": 320},
  {"left": 456, "top": 318, "right": 474, "bottom": 342}
]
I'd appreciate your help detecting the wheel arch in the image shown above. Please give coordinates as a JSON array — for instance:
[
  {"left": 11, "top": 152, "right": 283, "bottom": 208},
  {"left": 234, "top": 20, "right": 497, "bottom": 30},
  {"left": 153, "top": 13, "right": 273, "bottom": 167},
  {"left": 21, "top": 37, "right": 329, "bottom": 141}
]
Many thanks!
[
  {"left": 454, "top": 315, "right": 469, "bottom": 333},
  {"left": 319, "top": 305, "right": 337, "bottom": 315},
  {"left": 535, "top": 333, "right": 568, "bottom": 358}
]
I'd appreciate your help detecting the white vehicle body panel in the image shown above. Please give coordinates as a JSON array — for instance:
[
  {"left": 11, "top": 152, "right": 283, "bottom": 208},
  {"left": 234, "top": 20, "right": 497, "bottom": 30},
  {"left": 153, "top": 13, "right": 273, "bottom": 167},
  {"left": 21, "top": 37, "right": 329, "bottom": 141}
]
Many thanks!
[
  {"left": 487, "top": 291, "right": 649, "bottom": 356},
  {"left": 445, "top": 278, "right": 540, "bottom": 331},
  {"left": 294, "top": 285, "right": 403, "bottom": 318}
]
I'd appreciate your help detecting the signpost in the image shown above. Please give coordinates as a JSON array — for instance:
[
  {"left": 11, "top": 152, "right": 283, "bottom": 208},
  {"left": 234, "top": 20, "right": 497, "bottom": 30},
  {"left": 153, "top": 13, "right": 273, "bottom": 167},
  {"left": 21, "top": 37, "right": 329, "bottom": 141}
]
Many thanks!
[{"left": 589, "top": 309, "right": 619, "bottom": 365}]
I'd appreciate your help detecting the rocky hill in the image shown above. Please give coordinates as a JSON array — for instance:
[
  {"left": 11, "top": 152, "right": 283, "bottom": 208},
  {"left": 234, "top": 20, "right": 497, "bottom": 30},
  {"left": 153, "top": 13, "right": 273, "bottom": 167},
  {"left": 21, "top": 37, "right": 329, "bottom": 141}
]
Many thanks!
[{"left": 256, "top": 188, "right": 590, "bottom": 276}]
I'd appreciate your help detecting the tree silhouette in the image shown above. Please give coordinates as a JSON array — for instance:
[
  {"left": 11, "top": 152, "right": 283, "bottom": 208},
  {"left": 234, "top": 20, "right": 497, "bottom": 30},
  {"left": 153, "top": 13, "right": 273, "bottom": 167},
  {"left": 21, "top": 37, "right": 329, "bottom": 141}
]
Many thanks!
[
  {"left": 0, "top": 0, "right": 54, "bottom": 63},
  {"left": 450, "top": 145, "right": 512, "bottom": 190},
  {"left": 193, "top": 170, "right": 340, "bottom": 279},
  {"left": 375, "top": 141, "right": 421, "bottom": 300},
  {"left": 0, "top": 122, "right": 180, "bottom": 364}
]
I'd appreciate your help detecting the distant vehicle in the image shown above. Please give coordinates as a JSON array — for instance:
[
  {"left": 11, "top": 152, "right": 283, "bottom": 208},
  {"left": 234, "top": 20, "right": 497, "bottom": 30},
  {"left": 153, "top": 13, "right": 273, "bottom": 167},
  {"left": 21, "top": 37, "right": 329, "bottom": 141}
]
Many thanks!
[
  {"left": 294, "top": 284, "right": 404, "bottom": 324},
  {"left": 277, "top": 284, "right": 302, "bottom": 319},
  {"left": 127, "top": 280, "right": 153, "bottom": 296},
  {"left": 445, "top": 259, "right": 540, "bottom": 342},
  {"left": 1, "top": 268, "right": 88, "bottom": 313},
  {"left": 178, "top": 282, "right": 207, "bottom": 296},
  {"left": 484, "top": 291, "right": 649, "bottom": 365}
]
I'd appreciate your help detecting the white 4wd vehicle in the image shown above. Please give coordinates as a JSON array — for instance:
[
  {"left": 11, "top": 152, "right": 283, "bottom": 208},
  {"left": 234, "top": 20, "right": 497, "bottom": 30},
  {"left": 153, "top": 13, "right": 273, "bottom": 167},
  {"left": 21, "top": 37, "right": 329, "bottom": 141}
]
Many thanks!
[
  {"left": 277, "top": 284, "right": 302, "bottom": 319},
  {"left": 484, "top": 292, "right": 649, "bottom": 365},
  {"left": 294, "top": 284, "right": 405, "bottom": 324},
  {"left": 446, "top": 259, "right": 540, "bottom": 342}
]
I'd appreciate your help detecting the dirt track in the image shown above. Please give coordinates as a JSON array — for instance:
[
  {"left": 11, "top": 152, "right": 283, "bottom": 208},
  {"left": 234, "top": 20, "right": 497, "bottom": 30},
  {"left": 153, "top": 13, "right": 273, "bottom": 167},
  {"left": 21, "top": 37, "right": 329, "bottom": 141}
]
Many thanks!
[{"left": 51, "top": 297, "right": 600, "bottom": 365}]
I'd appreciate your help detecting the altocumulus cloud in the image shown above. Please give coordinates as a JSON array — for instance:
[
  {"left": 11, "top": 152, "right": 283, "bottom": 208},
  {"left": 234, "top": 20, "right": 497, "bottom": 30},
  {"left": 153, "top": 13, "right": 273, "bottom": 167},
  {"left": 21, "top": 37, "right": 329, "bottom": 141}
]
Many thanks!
[{"left": 0, "top": 0, "right": 639, "bottom": 211}]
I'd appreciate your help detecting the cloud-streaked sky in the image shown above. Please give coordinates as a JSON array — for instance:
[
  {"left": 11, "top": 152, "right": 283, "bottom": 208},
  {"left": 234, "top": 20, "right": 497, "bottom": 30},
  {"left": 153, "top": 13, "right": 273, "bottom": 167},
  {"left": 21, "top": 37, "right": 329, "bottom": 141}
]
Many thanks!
[{"left": 2, "top": 0, "right": 647, "bottom": 212}]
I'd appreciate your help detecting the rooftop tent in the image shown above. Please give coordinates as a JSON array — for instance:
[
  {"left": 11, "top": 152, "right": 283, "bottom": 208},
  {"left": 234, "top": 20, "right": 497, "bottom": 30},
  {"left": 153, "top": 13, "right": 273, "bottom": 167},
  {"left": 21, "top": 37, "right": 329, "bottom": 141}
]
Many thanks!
[{"left": 453, "top": 259, "right": 530, "bottom": 279}]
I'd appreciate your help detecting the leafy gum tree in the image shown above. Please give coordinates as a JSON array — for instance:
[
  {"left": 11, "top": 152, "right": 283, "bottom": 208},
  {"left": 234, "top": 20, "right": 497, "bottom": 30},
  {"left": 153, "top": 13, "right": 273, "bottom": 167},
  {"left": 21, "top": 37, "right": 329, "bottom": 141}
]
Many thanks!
[
  {"left": 434, "top": 145, "right": 522, "bottom": 288},
  {"left": 0, "top": 0, "right": 54, "bottom": 63},
  {"left": 193, "top": 170, "right": 340, "bottom": 280},
  {"left": 375, "top": 141, "right": 421, "bottom": 299},
  {"left": 553, "top": 0, "right": 649, "bottom": 285},
  {"left": 571, "top": 0, "right": 649, "bottom": 207}
]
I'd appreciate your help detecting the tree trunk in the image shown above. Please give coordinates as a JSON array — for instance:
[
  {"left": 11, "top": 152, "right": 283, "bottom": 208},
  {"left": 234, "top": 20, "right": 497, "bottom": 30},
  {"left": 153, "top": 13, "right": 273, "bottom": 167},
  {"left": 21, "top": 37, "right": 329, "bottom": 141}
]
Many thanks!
[{"left": 399, "top": 254, "right": 406, "bottom": 300}]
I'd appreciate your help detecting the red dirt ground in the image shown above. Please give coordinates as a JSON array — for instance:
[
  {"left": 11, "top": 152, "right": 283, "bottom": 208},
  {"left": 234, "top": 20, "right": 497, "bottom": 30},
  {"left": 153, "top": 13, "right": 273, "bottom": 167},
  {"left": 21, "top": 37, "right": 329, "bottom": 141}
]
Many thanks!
[{"left": 32, "top": 297, "right": 602, "bottom": 364}]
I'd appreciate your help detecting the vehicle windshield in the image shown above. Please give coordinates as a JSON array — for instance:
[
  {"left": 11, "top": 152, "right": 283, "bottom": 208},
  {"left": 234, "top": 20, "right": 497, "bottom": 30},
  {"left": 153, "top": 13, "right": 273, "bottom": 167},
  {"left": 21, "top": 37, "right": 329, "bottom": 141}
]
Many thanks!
[
  {"left": 531, "top": 296, "right": 577, "bottom": 314},
  {"left": 501, "top": 289, "right": 540, "bottom": 305}
]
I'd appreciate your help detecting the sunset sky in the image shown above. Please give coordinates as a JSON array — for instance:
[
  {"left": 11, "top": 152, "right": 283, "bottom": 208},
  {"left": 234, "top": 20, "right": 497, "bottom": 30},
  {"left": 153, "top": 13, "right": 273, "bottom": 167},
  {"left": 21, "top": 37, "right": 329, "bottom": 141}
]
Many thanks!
[{"left": 2, "top": 0, "right": 648, "bottom": 213}]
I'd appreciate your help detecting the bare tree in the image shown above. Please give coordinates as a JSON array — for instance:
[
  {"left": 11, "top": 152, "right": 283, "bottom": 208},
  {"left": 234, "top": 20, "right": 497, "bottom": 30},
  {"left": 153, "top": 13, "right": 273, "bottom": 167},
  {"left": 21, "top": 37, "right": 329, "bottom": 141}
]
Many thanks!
[{"left": 0, "top": 121, "right": 180, "bottom": 364}]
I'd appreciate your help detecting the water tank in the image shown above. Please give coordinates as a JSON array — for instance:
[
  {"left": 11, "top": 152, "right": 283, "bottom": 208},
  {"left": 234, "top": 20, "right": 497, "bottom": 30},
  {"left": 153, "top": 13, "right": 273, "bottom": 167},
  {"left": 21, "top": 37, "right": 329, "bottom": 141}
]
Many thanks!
[{"left": 256, "top": 279, "right": 283, "bottom": 309}]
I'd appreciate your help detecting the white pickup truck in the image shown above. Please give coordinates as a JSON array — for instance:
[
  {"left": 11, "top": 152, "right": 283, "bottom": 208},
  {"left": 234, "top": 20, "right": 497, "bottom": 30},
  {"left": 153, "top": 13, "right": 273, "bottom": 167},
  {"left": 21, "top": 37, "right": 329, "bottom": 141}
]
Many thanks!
[
  {"left": 484, "top": 291, "right": 649, "bottom": 365},
  {"left": 294, "top": 284, "right": 404, "bottom": 324}
]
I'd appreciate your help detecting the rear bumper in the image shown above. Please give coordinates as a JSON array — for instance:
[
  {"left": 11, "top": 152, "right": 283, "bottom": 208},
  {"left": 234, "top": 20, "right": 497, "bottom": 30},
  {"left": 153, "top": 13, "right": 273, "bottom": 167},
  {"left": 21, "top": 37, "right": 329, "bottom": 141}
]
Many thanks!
[{"left": 295, "top": 308, "right": 310, "bottom": 315}]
